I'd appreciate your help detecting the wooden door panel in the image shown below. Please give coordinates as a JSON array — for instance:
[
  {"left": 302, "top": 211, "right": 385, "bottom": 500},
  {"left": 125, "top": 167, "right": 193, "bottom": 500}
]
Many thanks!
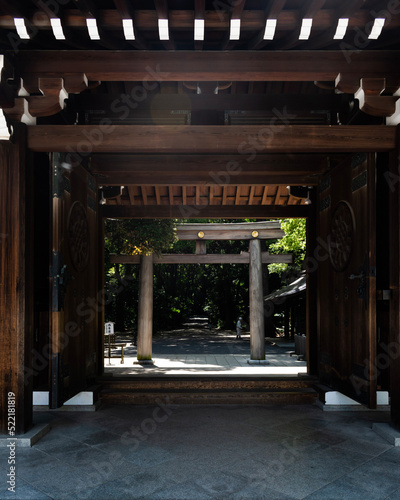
[
  {"left": 317, "top": 153, "right": 376, "bottom": 407},
  {"left": 49, "top": 154, "right": 99, "bottom": 407}
]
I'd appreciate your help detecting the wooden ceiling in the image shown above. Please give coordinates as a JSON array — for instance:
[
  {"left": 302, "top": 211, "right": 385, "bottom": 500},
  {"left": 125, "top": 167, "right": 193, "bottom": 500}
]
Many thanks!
[
  {"left": 1, "top": 1, "right": 400, "bottom": 52},
  {"left": 1, "top": 1, "right": 399, "bottom": 217}
]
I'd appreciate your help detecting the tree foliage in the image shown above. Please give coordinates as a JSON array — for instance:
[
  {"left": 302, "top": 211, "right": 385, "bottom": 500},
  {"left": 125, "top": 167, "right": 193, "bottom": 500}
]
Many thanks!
[
  {"left": 268, "top": 219, "right": 306, "bottom": 278},
  {"left": 103, "top": 218, "right": 306, "bottom": 334},
  {"left": 105, "top": 218, "right": 177, "bottom": 256}
]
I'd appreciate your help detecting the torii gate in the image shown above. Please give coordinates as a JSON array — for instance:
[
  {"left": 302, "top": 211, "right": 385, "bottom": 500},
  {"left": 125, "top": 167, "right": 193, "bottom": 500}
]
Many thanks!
[{"left": 109, "top": 221, "right": 292, "bottom": 364}]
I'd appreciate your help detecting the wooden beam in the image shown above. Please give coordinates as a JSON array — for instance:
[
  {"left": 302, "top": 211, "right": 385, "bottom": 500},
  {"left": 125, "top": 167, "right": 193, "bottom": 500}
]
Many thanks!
[
  {"left": 194, "top": 0, "right": 205, "bottom": 51},
  {"left": 3, "top": 8, "right": 400, "bottom": 32},
  {"left": 262, "top": 186, "right": 269, "bottom": 205},
  {"left": 176, "top": 221, "right": 283, "bottom": 240},
  {"left": 155, "top": 186, "right": 161, "bottom": 205},
  {"left": 277, "top": 0, "right": 327, "bottom": 51},
  {"left": 73, "top": 93, "right": 346, "bottom": 113},
  {"left": 91, "top": 153, "right": 330, "bottom": 180},
  {"left": 102, "top": 204, "right": 310, "bottom": 219},
  {"left": 110, "top": 253, "right": 293, "bottom": 264},
  {"left": 15, "top": 50, "right": 400, "bottom": 83},
  {"left": 27, "top": 125, "right": 397, "bottom": 153}
]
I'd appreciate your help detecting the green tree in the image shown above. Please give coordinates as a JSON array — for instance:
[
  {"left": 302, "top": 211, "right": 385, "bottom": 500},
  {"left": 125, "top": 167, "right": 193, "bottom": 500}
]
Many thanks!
[{"left": 268, "top": 219, "right": 306, "bottom": 279}]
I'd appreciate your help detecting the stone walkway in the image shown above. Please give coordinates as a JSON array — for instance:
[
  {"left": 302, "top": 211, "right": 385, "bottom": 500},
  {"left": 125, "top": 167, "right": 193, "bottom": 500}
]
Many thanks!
[
  {"left": 105, "top": 329, "right": 307, "bottom": 377},
  {"left": 1, "top": 404, "right": 398, "bottom": 499}
]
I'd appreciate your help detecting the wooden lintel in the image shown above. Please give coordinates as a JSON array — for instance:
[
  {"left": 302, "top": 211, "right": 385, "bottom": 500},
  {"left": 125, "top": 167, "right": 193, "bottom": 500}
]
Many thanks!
[
  {"left": 27, "top": 125, "right": 396, "bottom": 153},
  {"left": 109, "top": 253, "right": 292, "bottom": 264},
  {"left": 90, "top": 153, "right": 332, "bottom": 187},
  {"left": 72, "top": 93, "right": 345, "bottom": 113},
  {"left": 15, "top": 50, "right": 400, "bottom": 83},
  {"left": 102, "top": 204, "right": 310, "bottom": 219}
]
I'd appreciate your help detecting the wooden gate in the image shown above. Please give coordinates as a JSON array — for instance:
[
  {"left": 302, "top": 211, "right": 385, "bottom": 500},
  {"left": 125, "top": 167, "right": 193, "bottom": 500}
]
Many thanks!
[
  {"left": 317, "top": 153, "right": 377, "bottom": 407},
  {"left": 49, "top": 153, "right": 99, "bottom": 408}
]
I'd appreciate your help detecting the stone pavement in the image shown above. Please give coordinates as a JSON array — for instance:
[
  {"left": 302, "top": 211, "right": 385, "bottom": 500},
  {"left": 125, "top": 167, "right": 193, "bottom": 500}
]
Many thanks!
[
  {"left": 1, "top": 404, "right": 399, "bottom": 500},
  {"left": 2, "top": 329, "right": 398, "bottom": 500},
  {"left": 104, "top": 329, "right": 307, "bottom": 377}
]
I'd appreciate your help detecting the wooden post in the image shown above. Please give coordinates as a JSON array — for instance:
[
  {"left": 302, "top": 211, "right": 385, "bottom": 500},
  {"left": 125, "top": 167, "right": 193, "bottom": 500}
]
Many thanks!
[
  {"left": 137, "top": 254, "right": 154, "bottom": 362},
  {"left": 98, "top": 215, "right": 105, "bottom": 376},
  {"left": 249, "top": 239, "right": 265, "bottom": 360},
  {"left": 389, "top": 141, "right": 400, "bottom": 431},
  {"left": 306, "top": 198, "right": 319, "bottom": 376},
  {"left": 0, "top": 124, "right": 34, "bottom": 434}
]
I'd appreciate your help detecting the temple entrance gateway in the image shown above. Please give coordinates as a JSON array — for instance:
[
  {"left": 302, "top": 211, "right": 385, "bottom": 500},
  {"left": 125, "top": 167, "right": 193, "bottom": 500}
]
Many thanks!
[
  {"left": 109, "top": 221, "right": 292, "bottom": 364},
  {"left": 1, "top": 4, "right": 400, "bottom": 432}
]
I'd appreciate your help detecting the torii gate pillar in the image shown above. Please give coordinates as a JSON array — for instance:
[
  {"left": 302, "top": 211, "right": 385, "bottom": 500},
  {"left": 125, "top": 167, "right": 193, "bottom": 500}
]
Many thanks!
[
  {"left": 136, "top": 254, "right": 154, "bottom": 364},
  {"left": 249, "top": 239, "right": 266, "bottom": 361}
]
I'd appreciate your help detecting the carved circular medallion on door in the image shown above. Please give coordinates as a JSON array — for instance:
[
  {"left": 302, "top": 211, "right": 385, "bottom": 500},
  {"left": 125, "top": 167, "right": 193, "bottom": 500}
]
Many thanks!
[
  {"left": 68, "top": 201, "right": 90, "bottom": 272},
  {"left": 329, "top": 200, "right": 355, "bottom": 272}
]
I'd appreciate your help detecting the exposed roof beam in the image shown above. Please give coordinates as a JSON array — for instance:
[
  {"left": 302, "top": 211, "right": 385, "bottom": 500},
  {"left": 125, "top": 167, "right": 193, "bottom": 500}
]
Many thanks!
[
  {"left": 112, "top": 0, "right": 148, "bottom": 49},
  {"left": 27, "top": 125, "right": 397, "bottom": 153},
  {"left": 93, "top": 153, "right": 328, "bottom": 184},
  {"left": 16, "top": 50, "right": 400, "bottom": 82},
  {"left": 2, "top": 9, "right": 400, "bottom": 32},
  {"left": 102, "top": 204, "right": 311, "bottom": 219},
  {"left": 247, "top": 0, "right": 286, "bottom": 50},
  {"left": 221, "top": 0, "right": 246, "bottom": 50},
  {"left": 154, "top": 0, "right": 175, "bottom": 50},
  {"left": 277, "top": 0, "right": 327, "bottom": 50},
  {"left": 301, "top": 0, "right": 365, "bottom": 49},
  {"left": 194, "top": 0, "right": 205, "bottom": 50}
]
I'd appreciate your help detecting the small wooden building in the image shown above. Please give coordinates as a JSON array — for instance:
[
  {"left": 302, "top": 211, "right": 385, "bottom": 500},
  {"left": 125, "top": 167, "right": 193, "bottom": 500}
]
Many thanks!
[{"left": 0, "top": 2, "right": 400, "bottom": 433}]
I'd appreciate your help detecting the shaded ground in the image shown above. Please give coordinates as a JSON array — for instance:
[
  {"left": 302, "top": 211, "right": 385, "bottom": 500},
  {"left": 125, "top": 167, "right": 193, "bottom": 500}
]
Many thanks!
[{"left": 116, "top": 327, "right": 295, "bottom": 357}]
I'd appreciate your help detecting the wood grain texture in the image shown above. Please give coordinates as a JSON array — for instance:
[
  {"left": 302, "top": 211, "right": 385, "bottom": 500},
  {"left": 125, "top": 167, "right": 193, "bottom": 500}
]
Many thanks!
[
  {"left": 27, "top": 125, "right": 397, "bottom": 154},
  {"left": 0, "top": 124, "right": 33, "bottom": 434},
  {"left": 101, "top": 204, "right": 311, "bottom": 219},
  {"left": 389, "top": 147, "right": 400, "bottom": 430},
  {"left": 16, "top": 50, "right": 400, "bottom": 82},
  {"left": 109, "top": 253, "right": 292, "bottom": 265},
  {"left": 137, "top": 254, "right": 154, "bottom": 361},
  {"left": 249, "top": 239, "right": 265, "bottom": 360}
]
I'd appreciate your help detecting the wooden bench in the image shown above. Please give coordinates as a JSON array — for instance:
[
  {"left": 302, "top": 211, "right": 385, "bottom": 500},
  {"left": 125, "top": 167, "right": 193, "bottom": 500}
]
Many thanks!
[{"left": 104, "top": 334, "right": 127, "bottom": 364}]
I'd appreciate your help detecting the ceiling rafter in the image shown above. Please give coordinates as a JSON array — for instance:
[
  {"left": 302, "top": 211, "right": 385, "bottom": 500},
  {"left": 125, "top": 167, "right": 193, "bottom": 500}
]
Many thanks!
[
  {"left": 112, "top": 0, "right": 148, "bottom": 49},
  {"left": 155, "top": 186, "right": 161, "bottom": 205},
  {"left": 70, "top": 0, "right": 125, "bottom": 50},
  {"left": 221, "top": 0, "right": 246, "bottom": 50},
  {"left": 194, "top": 0, "right": 205, "bottom": 51},
  {"left": 301, "top": 0, "right": 365, "bottom": 50},
  {"left": 141, "top": 186, "right": 148, "bottom": 205},
  {"left": 276, "top": 0, "right": 327, "bottom": 51},
  {"left": 247, "top": 0, "right": 287, "bottom": 50},
  {"left": 154, "top": 0, "right": 175, "bottom": 50}
]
